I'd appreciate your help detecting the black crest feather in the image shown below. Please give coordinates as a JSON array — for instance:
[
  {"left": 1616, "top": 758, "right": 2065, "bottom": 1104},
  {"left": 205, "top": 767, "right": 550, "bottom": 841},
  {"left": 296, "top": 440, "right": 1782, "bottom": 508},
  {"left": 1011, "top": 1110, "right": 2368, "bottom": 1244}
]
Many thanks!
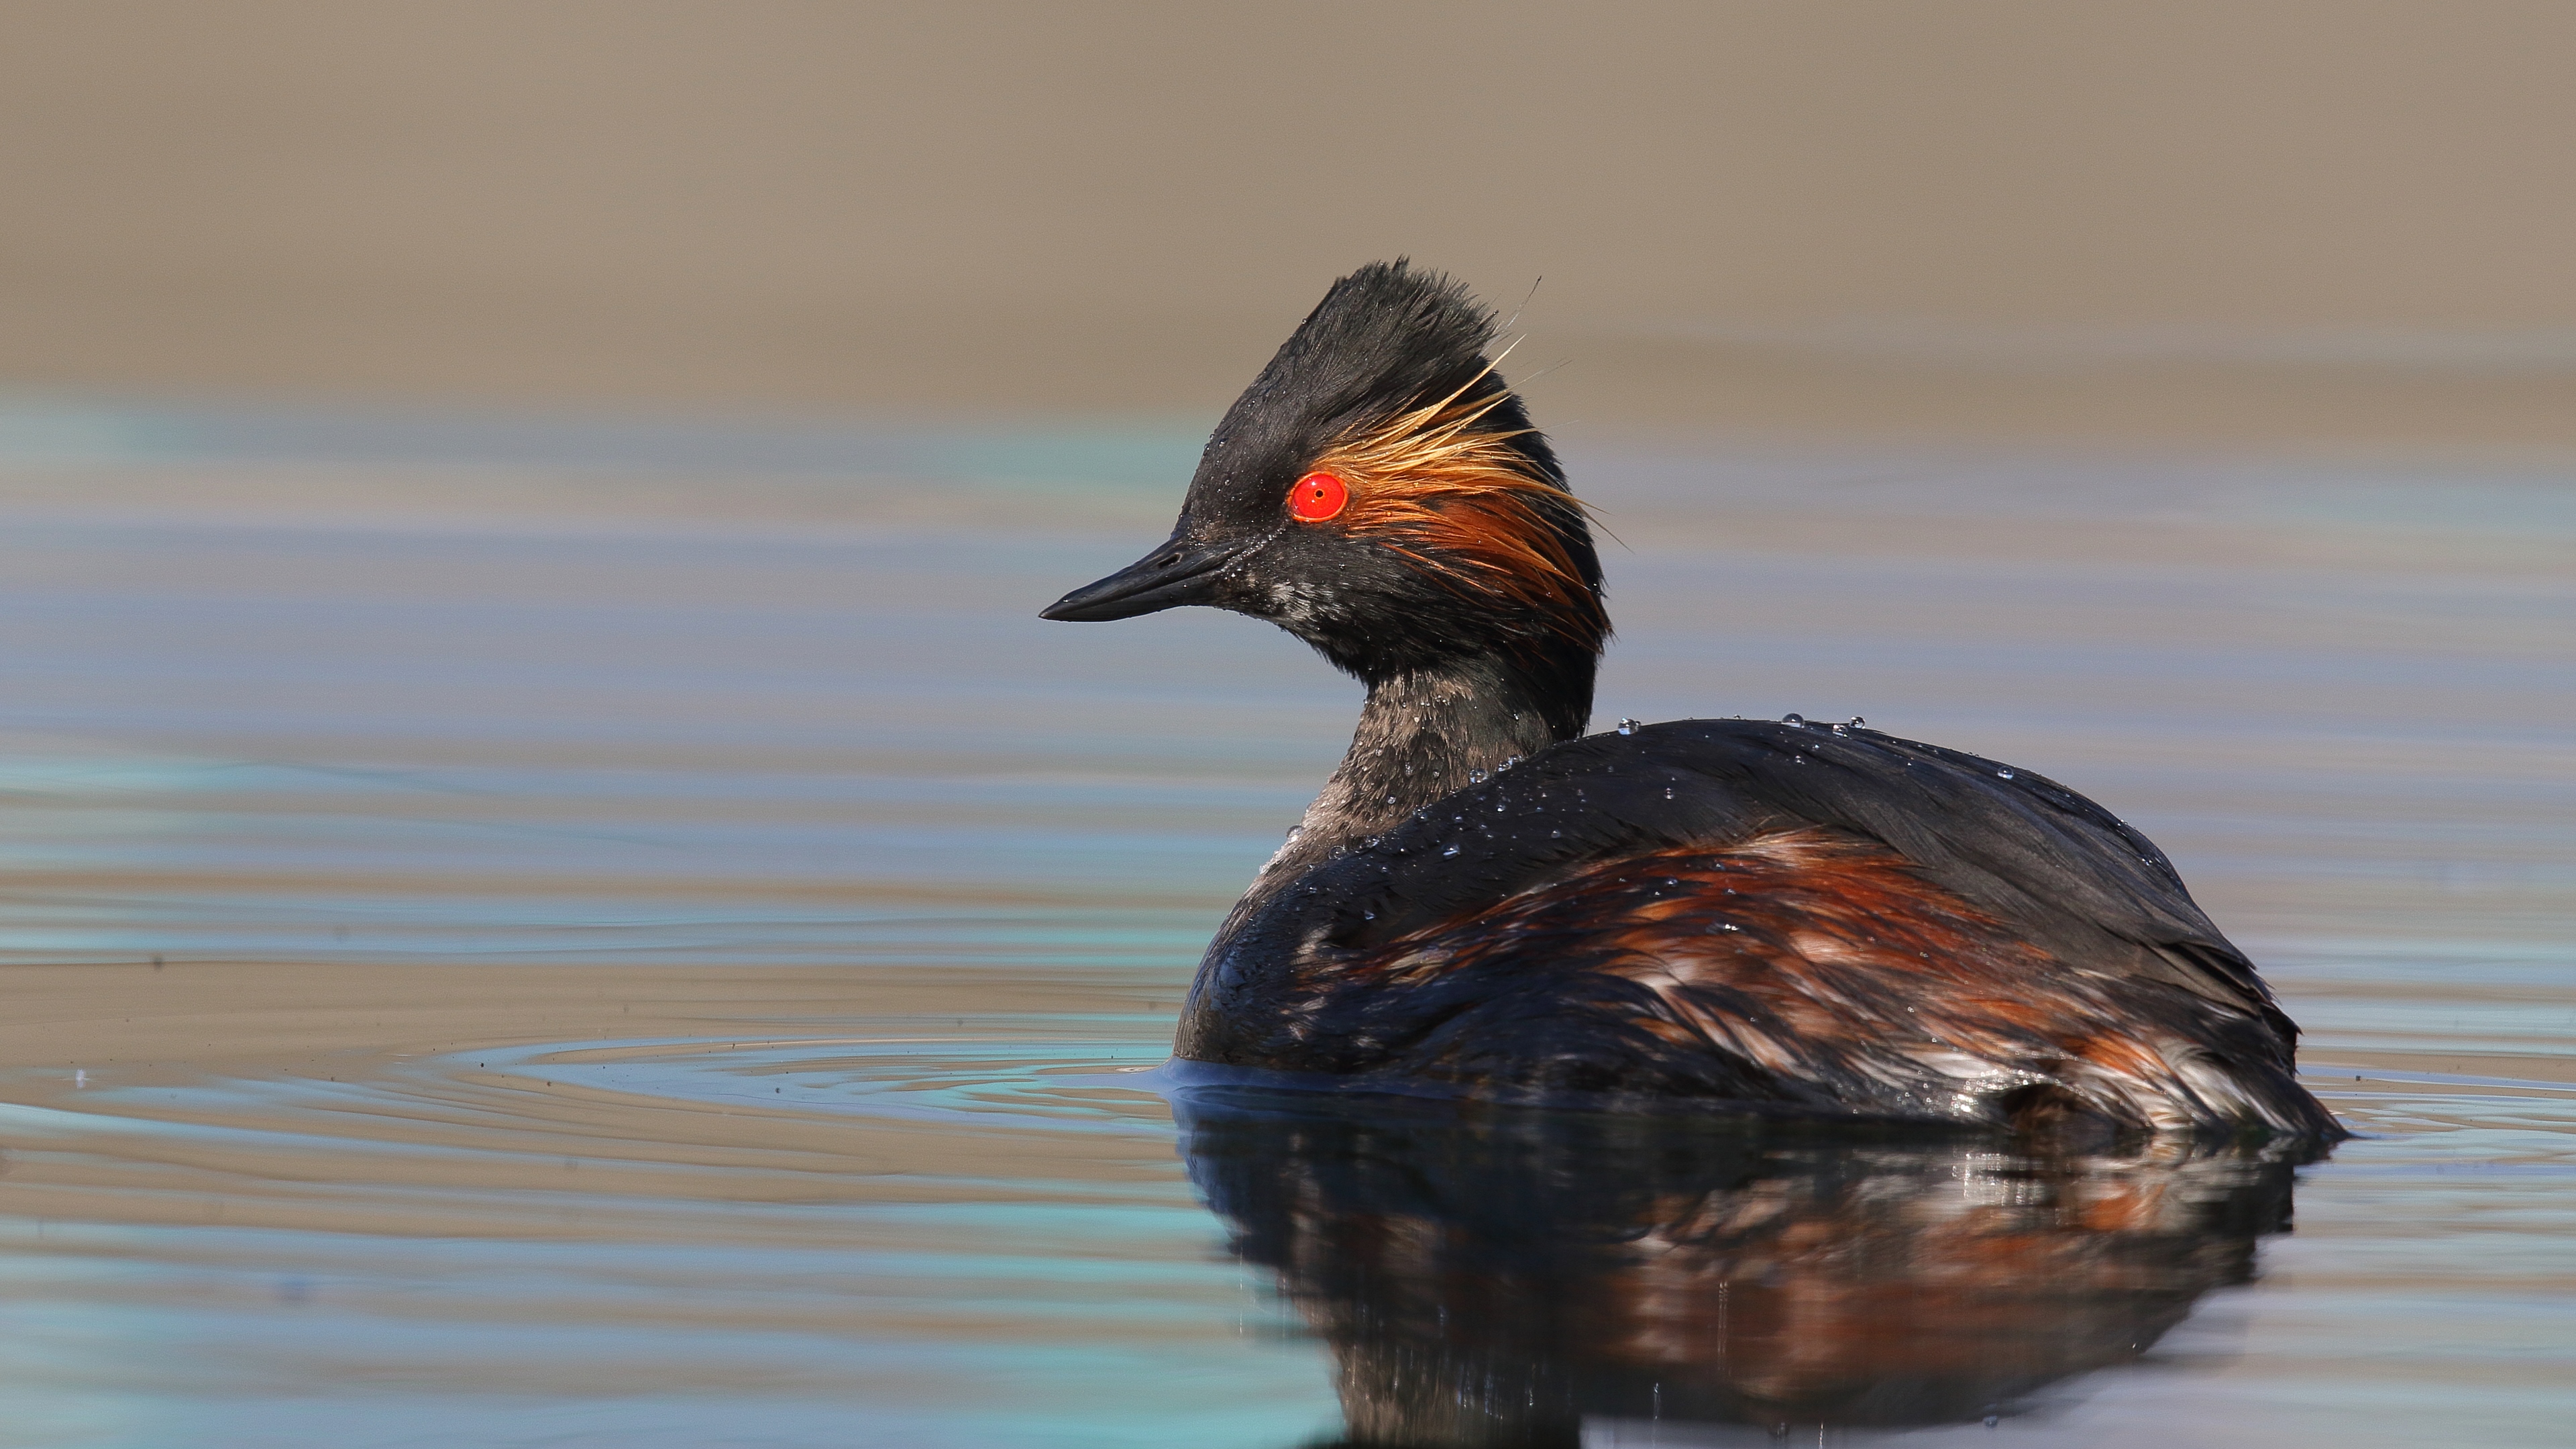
[{"left": 1185, "top": 260, "right": 1566, "bottom": 530}]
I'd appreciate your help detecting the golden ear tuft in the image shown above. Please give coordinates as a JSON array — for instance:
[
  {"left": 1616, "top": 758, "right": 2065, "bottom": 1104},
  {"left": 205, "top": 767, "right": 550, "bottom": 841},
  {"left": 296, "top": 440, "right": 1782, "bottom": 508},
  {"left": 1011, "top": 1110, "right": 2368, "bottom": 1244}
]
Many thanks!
[{"left": 1309, "top": 370, "right": 1606, "bottom": 653}]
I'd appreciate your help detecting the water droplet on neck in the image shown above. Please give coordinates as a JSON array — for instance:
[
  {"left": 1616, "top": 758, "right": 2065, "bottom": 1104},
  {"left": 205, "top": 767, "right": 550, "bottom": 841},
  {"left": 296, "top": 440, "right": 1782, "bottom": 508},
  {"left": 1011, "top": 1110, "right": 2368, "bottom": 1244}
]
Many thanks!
[
  {"left": 1285, "top": 826, "right": 1303, "bottom": 841},
  {"left": 1617, "top": 718, "right": 1641, "bottom": 735},
  {"left": 1663, "top": 786, "right": 1674, "bottom": 799},
  {"left": 1440, "top": 843, "right": 1461, "bottom": 857},
  {"left": 1469, "top": 767, "right": 1488, "bottom": 784},
  {"left": 1829, "top": 723, "right": 1848, "bottom": 736},
  {"left": 1847, "top": 716, "right": 1866, "bottom": 727},
  {"left": 1997, "top": 768, "right": 2016, "bottom": 780}
]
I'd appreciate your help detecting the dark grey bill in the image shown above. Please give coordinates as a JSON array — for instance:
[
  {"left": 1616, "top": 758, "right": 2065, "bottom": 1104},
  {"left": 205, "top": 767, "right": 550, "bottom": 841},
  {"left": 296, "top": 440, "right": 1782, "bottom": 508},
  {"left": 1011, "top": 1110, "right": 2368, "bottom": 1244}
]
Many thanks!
[{"left": 1039, "top": 535, "right": 1261, "bottom": 622}]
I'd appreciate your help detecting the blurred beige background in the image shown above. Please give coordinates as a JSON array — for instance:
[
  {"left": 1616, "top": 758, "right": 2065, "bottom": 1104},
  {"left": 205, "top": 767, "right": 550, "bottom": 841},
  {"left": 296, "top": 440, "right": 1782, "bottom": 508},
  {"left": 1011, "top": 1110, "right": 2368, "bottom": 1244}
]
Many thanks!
[{"left": 8, "top": 1, "right": 2576, "bottom": 453}]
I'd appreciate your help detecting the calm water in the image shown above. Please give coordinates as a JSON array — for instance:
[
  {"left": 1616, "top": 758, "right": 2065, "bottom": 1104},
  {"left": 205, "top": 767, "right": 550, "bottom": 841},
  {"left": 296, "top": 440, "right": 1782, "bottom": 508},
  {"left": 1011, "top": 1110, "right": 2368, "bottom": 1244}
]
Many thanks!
[{"left": 0, "top": 402, "right": 2569, "bottom": 1447}]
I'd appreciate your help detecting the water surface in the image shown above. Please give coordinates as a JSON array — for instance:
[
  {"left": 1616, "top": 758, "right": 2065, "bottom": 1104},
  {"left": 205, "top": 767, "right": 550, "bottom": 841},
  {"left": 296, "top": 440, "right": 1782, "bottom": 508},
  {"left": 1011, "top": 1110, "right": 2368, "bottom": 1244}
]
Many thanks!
[{"left": 0, "top": 405, "right": 2569, "bottom": 1446}]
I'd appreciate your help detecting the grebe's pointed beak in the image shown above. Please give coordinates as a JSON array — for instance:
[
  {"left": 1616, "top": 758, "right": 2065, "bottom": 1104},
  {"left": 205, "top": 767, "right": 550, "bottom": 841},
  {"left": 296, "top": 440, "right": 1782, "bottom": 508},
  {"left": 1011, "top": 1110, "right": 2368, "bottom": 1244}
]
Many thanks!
[{"left": 1040, "top": 534, "right": 1258, "bottom": 622}]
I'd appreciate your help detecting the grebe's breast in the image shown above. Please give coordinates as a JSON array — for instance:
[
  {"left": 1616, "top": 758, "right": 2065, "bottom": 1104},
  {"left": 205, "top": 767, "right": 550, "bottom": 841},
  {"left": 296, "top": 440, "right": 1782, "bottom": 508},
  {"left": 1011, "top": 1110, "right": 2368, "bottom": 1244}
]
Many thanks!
[{"left": 1180, "top": 720, "right": 2338, "bottom": 1136}]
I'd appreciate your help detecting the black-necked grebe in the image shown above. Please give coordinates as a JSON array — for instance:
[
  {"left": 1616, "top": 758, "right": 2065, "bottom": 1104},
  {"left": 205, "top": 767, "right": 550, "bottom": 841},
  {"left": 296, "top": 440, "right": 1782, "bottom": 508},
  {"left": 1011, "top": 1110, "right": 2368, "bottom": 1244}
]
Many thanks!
[{"left": 1043, "top": 260, "right": 2340, "bottom": 1138}]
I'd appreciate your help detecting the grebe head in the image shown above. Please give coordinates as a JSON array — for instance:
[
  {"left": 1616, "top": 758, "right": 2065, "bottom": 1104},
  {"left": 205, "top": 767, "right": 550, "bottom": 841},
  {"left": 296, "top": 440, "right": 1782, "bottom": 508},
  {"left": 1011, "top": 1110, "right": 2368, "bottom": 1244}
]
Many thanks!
[{"left": 1041, "top": 260, "right": 1608, "bottom": 741}]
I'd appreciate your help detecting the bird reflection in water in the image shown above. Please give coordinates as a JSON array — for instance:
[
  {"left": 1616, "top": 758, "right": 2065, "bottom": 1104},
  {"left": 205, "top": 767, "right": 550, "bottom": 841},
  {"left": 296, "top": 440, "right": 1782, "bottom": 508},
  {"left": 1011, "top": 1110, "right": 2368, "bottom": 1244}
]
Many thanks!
[{"left": 1177, "top": 1089, "right": 2323, "bottom": 1447}]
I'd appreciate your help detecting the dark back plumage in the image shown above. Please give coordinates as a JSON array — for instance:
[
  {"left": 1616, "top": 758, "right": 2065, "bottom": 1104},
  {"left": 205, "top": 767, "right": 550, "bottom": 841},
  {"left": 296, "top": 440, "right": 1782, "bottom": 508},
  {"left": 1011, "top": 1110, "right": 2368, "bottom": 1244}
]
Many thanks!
[{"left": 1183, "top": 720, "right": 2341, "bottom": 1136}]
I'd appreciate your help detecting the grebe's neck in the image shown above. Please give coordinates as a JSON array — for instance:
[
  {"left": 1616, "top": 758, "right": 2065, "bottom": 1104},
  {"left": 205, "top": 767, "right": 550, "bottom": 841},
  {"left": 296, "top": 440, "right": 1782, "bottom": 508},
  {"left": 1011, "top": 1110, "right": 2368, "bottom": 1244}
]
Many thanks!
[{"left": 1264, "top": 656, "right": 1573, "bottom": 880}]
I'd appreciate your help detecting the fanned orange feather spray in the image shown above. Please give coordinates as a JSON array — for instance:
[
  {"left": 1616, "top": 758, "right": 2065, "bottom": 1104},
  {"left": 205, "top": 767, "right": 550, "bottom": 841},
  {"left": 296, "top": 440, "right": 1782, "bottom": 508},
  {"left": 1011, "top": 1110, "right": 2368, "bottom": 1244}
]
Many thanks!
[{"left": 1309, "top": 366, "right": 1611, "bottom": 658}]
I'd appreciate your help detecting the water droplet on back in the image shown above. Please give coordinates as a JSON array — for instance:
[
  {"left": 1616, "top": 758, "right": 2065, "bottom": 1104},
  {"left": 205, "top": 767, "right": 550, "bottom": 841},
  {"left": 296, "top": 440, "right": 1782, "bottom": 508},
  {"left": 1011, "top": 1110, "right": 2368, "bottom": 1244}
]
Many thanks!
[
  {"left": 1469, "top": 768, "right": 1488, "bottom": 784},
  {"left": 1440, "top": 843, "right": 1461, "bottom": 857},
  {"left": 1782, "top": 712, "right": 1805, "bottom": 728},
  {"left": 1617, "top": 718, "right": 1641, "bottom": 735},
  {"left": 1664, "top": 786, "right": 1675, "bottom": 799},
  {"left": 1997, "top": 768, "right": 2016, "bottom": 780}
]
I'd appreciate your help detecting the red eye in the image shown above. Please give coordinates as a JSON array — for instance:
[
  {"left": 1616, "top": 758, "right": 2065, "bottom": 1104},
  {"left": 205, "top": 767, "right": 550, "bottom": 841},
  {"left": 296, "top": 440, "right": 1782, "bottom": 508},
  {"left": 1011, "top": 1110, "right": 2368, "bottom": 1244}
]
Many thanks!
[{"left": 1290, "top": 471, "right": 1348, "bottom": 522}]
